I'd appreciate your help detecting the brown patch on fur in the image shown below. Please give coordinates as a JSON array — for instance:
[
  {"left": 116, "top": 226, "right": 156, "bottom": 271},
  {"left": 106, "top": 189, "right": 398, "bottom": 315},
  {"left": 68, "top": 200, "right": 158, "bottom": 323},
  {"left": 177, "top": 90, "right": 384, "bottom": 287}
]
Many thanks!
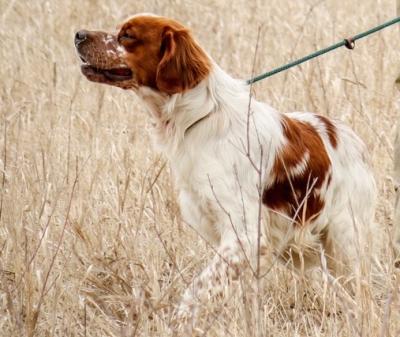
[
  {"left": 259, "top": 245, "right": 268, "bottom": 256},
  {"left": 196, "top": 279, "right": 203, "bottom": 288},
  {"left": 316, "top": 115, "right": 338, "bottom": 148},
  {"left": 230, "top": 263, "right": 241, "bottom": 281},
  {"left": 263, "top": 116, "right": 331, "bottom": 225},
  {"left": 200, "top": 200, "right": 218, "bottom": 225},
  {"left": 119, "top": 15, "right": 211, "bottom": 94}
]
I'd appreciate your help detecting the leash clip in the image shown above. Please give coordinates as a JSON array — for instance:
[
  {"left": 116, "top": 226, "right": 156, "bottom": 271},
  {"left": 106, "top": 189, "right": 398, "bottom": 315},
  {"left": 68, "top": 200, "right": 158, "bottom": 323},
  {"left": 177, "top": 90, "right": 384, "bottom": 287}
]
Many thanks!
[{"left": 344, "top": 37, "right": 355, "bottom": 50}]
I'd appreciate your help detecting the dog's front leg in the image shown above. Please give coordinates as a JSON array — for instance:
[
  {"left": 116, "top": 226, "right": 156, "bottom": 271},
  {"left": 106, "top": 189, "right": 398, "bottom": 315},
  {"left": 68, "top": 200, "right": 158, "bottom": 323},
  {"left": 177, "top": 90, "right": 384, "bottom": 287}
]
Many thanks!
[{"left": 172, "top": 231, "right": 259, "bottom": 335}]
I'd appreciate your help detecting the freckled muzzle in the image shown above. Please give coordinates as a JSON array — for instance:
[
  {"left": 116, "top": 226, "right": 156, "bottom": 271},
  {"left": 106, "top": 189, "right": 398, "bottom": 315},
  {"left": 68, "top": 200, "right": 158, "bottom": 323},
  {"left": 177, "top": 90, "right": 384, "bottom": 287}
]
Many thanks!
[{"left": 74, "top": 30, "right": 136, "bottom": 88}]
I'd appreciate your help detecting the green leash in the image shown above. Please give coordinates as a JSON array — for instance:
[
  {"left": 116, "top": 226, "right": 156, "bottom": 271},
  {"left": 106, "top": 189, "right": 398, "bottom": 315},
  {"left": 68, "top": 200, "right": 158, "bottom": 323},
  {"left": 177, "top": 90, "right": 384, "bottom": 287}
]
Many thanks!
[{"left": 247, "top": 16, "right": 400, "bottom": 85}]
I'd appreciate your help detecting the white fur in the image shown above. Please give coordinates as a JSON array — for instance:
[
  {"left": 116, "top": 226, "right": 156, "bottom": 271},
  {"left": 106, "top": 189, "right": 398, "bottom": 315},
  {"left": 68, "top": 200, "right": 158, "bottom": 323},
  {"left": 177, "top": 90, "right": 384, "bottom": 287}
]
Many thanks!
[{"left": 135, "top": 62, "right": 378, "bottom": 331}]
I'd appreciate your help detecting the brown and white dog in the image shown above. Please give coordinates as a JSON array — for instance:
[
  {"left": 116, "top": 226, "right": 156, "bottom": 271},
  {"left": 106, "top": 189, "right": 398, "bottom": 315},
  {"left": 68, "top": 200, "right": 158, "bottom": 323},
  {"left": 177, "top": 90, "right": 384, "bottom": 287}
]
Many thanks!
[{"left": 75, "top": 13, "right": 379, "bottom": 332}]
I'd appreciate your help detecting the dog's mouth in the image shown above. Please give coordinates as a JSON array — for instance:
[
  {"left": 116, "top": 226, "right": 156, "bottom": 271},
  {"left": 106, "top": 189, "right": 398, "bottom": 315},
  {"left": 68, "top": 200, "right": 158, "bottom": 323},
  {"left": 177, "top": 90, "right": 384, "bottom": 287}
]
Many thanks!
[
  {"left": 78, "top": 52, "right": 133, "bottom": 82},
  {"left": 80, "top": 63, "right": 133, "bottom": 82}
]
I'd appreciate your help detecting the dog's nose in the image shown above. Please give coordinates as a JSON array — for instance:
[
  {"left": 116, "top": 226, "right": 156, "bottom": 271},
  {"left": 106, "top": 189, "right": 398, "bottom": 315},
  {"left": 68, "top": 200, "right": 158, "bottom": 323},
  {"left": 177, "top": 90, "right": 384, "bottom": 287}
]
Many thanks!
[{"left": 75, "top": 30, "right": 88, "bottom": 46}]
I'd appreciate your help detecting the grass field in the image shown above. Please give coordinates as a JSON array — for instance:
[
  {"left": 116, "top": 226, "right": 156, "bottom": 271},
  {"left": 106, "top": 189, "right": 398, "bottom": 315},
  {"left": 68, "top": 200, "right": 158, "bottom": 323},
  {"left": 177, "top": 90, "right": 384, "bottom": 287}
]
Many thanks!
[{"left": 1, "top": 0, "right": 400, "bottom": 336}]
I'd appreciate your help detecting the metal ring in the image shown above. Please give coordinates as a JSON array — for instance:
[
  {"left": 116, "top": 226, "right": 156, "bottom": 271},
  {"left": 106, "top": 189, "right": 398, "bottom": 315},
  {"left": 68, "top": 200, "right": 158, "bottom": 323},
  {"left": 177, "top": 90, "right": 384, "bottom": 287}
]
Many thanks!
[{"left": 344, "top": 38, "right": 355, "bottom": 50}]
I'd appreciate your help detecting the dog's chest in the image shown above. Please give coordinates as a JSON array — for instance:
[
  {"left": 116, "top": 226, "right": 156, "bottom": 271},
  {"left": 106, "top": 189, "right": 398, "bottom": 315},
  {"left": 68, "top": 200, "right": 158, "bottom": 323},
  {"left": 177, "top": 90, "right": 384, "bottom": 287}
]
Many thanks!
[
  {"left": 170, "top": 147, "right": 239, "bottom": 244},
  {"left": 177, "top": 185, "right": 221, "bottom": 244}
]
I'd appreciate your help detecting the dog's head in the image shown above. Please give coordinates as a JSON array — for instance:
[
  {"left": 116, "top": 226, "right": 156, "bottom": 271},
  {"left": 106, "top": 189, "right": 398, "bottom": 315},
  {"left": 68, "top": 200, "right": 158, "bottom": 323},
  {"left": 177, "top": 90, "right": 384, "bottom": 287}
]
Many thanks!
[{"left": 75, "top": 14, "right": 211, "bottom": 94}]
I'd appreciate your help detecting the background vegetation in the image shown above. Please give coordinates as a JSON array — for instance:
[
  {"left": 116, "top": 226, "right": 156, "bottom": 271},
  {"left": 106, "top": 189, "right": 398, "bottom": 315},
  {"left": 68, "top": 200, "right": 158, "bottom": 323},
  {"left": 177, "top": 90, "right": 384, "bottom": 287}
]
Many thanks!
[{"left": 0, "top": 0, "right": 399, "bottom": 336}]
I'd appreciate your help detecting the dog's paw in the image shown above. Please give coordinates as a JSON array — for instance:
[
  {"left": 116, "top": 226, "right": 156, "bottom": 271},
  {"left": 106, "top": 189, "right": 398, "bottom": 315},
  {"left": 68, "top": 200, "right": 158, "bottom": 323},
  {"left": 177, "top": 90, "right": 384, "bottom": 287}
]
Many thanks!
[{"left": 170, "top": 303, "right": 198, "bottom": 336}]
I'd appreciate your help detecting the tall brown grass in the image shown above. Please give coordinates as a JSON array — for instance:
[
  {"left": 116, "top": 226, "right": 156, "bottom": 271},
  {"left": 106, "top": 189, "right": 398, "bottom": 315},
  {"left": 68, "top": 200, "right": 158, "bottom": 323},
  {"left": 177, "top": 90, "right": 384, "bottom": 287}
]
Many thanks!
[{"left": 0, "top": 0, "right": 399, "bottom": 336}]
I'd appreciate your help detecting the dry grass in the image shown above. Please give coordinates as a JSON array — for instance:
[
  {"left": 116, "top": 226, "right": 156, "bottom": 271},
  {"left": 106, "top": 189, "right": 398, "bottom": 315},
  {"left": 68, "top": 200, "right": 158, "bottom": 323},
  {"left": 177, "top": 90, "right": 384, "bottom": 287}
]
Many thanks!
[{"left": 1, "top": 0, "right": 400, "bottom": 336}]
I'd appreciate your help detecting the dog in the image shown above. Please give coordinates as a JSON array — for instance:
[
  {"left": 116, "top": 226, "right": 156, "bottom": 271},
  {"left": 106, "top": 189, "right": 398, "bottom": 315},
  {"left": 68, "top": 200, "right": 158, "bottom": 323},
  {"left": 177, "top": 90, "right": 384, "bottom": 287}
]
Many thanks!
[{"left": 75, "top": 13, "right": 379, "bottom": 332}]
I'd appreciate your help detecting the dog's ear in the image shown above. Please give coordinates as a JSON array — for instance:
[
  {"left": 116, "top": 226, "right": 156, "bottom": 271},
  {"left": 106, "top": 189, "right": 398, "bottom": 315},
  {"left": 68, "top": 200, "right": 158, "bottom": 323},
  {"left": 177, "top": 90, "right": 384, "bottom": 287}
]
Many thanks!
[{"left": 156, "top": 28, "right": 210, "bottom": 94}]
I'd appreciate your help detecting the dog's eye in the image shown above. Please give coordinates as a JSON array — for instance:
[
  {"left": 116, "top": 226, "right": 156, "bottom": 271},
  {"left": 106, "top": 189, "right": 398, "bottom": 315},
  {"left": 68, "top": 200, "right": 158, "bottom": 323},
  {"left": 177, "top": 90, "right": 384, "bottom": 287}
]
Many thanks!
[{"left": 119, "top": 34, "right": 137, "bottom": 45}]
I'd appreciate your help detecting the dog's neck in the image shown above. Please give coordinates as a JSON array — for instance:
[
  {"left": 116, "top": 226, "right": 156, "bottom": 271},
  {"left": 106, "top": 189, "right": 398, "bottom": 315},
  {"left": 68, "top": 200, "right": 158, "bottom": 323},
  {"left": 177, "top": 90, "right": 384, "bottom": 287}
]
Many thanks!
[{"left": 135, "top": 63, "right": 250, "bottom": 156}]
